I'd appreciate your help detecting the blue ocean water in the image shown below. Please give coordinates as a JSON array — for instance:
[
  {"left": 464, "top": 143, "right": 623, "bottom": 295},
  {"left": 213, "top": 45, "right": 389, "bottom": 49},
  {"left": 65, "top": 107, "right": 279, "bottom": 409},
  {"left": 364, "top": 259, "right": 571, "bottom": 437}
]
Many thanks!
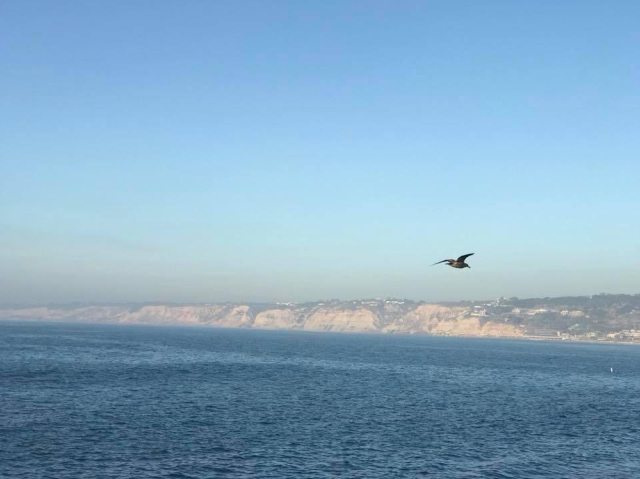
[{"left": 1, "top": 321, "right": 640, "bottom": 478}]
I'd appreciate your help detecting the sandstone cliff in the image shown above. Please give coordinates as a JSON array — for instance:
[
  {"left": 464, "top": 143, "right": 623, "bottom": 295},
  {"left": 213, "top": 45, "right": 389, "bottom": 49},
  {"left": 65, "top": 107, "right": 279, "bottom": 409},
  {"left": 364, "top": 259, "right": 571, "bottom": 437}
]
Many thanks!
[
  {"left": 253, "top": 309, "right": 298, "bottom": 330},
  {"left": 0, "top": 301, "right": 524, "bottom": 338},
  {"left": 303, "top": 308, "right": 380, "bottom": 332}
]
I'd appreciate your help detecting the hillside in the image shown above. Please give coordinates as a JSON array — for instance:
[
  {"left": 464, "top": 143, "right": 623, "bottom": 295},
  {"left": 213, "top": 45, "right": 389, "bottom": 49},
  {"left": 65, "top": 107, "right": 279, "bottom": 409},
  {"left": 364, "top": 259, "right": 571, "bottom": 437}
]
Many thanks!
[{"left": 3, "top": 294, "right": 639, "bottom": 342}]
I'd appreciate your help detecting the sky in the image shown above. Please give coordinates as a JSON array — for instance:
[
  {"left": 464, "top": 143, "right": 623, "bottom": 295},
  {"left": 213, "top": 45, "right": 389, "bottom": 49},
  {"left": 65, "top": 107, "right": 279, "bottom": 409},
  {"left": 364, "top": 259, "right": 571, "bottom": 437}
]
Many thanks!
[{"left": 1, "top": 1, "right": 639, "bottom": 305}]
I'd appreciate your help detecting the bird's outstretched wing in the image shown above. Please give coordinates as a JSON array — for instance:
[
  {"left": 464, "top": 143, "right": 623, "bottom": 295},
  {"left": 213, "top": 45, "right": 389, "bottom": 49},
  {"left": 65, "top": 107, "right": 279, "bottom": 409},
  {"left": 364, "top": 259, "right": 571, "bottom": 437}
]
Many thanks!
[
  {"left": 456, "top": 253, "right": 474, "bottom": 262},
  {"left": 432, "top": 259, "right": 453, "bottom": 266}
]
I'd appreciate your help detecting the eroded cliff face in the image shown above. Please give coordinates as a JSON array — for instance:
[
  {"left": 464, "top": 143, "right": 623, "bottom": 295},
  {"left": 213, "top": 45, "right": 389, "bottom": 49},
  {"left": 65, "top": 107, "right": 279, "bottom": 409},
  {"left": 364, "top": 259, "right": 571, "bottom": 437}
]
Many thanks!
[
  {"left": 123, "top": 305, "right": 207, "bottom": 325},
  {"left": 303, "top": 308, "right": 380, "bottom": 332},
  {"left": 430, "top": 317, "right": 524, "bottom": 337},
  {"left": 214, "top": 305, "right": 254, "bottom": 328},
  {"left": 0, "top": 302, "right": 524, "bottom": 337},
  {"left": 253, "top": 309, "right": 298, "bottom": 330},
  {"left": 383, "top": 304, "right": 468, "bottom": 333}
]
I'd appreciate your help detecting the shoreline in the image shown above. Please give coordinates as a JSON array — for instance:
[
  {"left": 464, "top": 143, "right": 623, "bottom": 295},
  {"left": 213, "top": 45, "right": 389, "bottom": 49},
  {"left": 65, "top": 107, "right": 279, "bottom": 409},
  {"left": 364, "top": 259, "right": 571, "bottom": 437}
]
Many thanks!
[{"left": 2, "top": 317, "right": 639, "bottom": 346}]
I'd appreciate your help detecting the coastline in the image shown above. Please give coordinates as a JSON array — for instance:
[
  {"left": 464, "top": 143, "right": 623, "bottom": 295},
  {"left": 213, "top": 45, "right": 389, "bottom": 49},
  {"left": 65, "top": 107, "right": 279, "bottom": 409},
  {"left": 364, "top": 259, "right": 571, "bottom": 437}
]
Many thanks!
[{"left": 2, "top": 317, "right": 639, "bottom": 346}]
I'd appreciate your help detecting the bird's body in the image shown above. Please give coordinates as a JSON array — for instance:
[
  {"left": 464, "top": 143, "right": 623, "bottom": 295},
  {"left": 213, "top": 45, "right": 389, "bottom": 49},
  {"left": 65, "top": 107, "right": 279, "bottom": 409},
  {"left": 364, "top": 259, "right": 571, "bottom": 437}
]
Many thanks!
[{"left": 432, "top": 253, "right": 474, "bottom": 269}]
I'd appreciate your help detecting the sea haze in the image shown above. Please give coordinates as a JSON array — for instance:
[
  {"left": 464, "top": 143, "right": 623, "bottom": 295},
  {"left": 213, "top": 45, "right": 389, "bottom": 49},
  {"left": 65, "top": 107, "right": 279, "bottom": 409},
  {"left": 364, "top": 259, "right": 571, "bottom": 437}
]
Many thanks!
[{"left": 2, "top": 321, "right": 640, "bottom": 478}]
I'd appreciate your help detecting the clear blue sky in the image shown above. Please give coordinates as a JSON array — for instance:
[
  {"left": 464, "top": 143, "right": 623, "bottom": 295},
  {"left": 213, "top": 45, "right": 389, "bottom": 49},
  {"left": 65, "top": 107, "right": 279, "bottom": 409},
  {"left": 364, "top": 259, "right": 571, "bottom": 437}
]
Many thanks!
[{"left": 2, "top": 1, "right": 639, "bottom": 304}]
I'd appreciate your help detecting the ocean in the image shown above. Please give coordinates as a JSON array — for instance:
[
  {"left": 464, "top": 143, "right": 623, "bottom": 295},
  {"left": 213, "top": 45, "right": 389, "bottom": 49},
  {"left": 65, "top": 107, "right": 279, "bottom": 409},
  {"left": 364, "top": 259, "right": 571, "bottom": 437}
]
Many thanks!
[{"left": 1, "top": 321, "right": 640, "bottom": 478}]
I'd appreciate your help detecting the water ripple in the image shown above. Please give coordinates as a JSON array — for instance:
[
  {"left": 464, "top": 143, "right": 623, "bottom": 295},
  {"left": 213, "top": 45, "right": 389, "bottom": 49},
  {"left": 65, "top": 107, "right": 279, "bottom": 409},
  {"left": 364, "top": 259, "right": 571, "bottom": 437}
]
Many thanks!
[{"left": 2, "top": 322, "right": 640, "bottom": 478}]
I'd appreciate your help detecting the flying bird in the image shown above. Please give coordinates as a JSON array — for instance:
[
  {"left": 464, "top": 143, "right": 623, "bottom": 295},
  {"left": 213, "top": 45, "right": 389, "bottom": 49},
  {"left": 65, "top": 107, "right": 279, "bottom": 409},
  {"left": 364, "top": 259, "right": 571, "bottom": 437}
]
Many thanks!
[{"left": 432, "top": 253, "right": 474, "bottom": 269}]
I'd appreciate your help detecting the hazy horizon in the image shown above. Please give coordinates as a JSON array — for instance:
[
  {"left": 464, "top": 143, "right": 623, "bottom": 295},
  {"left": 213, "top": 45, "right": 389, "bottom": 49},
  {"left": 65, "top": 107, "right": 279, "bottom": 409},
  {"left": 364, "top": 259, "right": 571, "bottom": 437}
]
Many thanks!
[
  {"left": 2, "top": 2, "right": 639, "bottom": 304},
  {"left": 2, "top": 290, "right": 639, "bottom": 310}
]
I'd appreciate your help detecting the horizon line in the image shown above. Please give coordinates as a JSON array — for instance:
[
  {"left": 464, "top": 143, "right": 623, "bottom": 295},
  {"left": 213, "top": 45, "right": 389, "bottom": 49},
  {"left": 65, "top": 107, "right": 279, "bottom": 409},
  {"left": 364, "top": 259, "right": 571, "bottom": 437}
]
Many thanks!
[{"left": 1, "top": 291, "right": 639, "bottom": 309}]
